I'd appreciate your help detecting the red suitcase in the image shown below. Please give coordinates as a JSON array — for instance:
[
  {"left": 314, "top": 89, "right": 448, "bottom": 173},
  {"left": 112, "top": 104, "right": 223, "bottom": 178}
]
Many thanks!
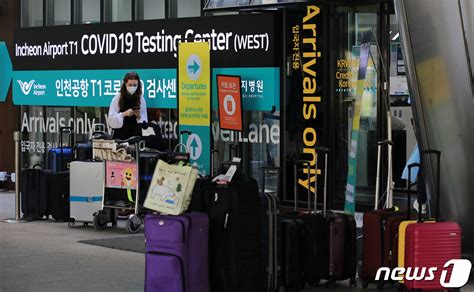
[
  {"left": 403, "top": 150, "right": 463, "bottom": 291},
  {"left": 361, "top": 140, "right": 403, "bottom": 288},
  {"left": 360, "top": 208, "right": 400, "bottom": 288},
  {"left": 404, "top": 222, "right": 461, "bottom": 290}
]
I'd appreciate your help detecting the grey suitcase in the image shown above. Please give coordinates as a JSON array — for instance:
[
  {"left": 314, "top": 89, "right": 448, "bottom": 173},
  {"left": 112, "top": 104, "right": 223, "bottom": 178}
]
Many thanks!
[{"left": 69, "top": 161, "right": 104, "bottom": 225}]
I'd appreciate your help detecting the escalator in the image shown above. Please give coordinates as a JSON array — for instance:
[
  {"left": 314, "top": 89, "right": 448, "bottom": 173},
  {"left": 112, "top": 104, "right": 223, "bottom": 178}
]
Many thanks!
[{"left": 395, "top": 0, "right": 474, "bottom": 260}]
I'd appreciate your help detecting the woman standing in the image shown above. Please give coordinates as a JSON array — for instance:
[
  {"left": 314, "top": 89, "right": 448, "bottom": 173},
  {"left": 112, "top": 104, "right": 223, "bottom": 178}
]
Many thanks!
[{"left": 108, "top": 72, "right": 148, "bottom": 140}]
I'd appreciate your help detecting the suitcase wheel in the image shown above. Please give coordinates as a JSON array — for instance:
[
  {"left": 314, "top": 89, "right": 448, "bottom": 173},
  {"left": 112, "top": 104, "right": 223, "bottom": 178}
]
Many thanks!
[
  {"left": 377, "top": 280, "right": 385, "bottom": 290},
  {"left": 361, "top": 279, "right": 369, "bottom": 289},
  {"left": 397, "top": 285, "right": 406, "bottom": 292},
  {"left": 349, "top": 278, "right": 357, "bottom": 288},
  {"left": 326, "top": 279, "right": 336, "bottom": 289},
  {"left": 93, "top": 212, "right": 108, "bottom": 230},
  {"left": 68, "top": 221, "right": 75, "bottom": 228}
]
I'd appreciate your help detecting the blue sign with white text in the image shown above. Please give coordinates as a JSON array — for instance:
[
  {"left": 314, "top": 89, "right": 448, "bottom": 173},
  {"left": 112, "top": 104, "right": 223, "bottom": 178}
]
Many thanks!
[
  {"left": 212, "top": 67, "right": 280, "bottom": 111},
  {"left": 13, "top": 69, "right": 177, "bottom": 108},
  {"left": 13, "top": 67, "right": 280, "bottom": 111}
]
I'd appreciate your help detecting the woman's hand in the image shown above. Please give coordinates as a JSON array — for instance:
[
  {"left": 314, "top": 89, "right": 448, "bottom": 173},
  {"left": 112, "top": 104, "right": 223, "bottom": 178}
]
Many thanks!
[
  {"left": 122, "top": 109, "right": 134, "bottom": 117},
  {"left": 134, "top": 109, "right": 141, "bottom": 120}
]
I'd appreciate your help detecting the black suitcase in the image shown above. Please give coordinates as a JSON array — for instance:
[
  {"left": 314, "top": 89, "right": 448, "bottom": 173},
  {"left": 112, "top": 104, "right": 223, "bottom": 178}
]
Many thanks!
[
  {"left": 281, "top": 218, "right": 306, "bottom": 291},
  {"left": 315, "top": 147, "right": 357, "bottom": 288},
  {"left": 20, "top": 165, "right": 50, "bottom": 220},
  {"left": 74, "top": 125, "right": 109, "bottom": 161},
  {"left": 49, "top": 128, "right": 72, "bottom": 221},
  {"left": 49, "top": 171, "right": 70, "bottom": 221},
  {"left": 139, "top": 150, "right": 167, "bottom": 204},
  {"left": 325, "top": 212, "right": 357, "bottom": 287},
  {"left": 281, "top": 160, "right": 327, "bottom": 287},
  {"left": 141, "top": 122, "right": 166, "bottom": 151},
  {"left": 259, "top": 166, "right": 282, "bottom": 292},
  {"left": 74, "top": 142, "right": 92, "bottom": 161},
  {"left": 190, "top": 175, "right": 263, "bottom": 292}
]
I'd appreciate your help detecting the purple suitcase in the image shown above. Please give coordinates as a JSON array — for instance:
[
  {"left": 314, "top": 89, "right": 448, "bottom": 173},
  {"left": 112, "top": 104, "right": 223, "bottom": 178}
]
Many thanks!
[{"left": 144, "top": 212, "right": 209, "bottom": 292}]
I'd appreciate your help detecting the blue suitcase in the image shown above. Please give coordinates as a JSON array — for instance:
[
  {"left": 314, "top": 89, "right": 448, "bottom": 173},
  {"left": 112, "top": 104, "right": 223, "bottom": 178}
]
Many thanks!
[
  {"left": 48, "top": 127, "right": 73, "bottom": 172},
  {"left": 48, "top": 148, "right": 73, "bottom": 172}
]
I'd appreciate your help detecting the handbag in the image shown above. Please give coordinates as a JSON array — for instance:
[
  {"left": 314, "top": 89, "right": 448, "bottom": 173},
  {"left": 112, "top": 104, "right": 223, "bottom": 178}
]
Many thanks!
[
  {"left": 144, "top": 159, "right": 198, "bottom": 215},
  {"left": 92, "top": 139, "right": 134, "bottom": 162}
]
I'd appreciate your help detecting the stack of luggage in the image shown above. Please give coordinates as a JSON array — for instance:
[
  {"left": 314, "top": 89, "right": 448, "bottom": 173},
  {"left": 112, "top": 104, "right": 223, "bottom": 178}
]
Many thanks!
[
  {"left": 279, "top": 148, "right": 357, "bottom": 290},
  {"left": 143, "top": 146, "right": 358, "bottom": 292},
  {"left": 19, "top": 122, "right": 463, "bottom": 292},
  {"left": 360, "top": 149, "right": 463, "bottom": 291},
  {"left": 20, "top": 127, "right": 73, "bottom": 221}
]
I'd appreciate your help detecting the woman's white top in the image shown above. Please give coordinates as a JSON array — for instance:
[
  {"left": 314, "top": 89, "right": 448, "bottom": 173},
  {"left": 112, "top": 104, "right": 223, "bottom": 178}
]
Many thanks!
[{"left": 107, "top": 93, "right": 148, "bottom": 129}]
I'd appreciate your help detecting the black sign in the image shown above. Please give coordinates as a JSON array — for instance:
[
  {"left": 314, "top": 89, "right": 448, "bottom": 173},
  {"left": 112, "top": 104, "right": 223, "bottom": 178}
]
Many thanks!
[
  {"left": 14, "top": 13, "right": 281, "bottom": 70},
  {"left": 284, "top": 5, "right": 327, "bottom": 203}
]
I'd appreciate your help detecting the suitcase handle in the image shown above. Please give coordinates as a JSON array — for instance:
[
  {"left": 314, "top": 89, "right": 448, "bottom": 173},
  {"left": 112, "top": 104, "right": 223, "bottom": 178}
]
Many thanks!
[
  {"left": 59, "top": 127, "right": 73, "bottom": 171},
  {"left": 116, "top": 136, "right": 142, "bottom": 145},
  {"left": 59, "top": 126, "right": 73, "bottom": 148},
  {"left": 293, "top": 159, "right": 311, "bottom": 212},
  {"left": 261, "top": 166, "right": 280, "bottom": 194},
  {"left": 407, "top": 162, "right": 420, "bottom": 220},
  {"left": 377, "top": 140, "right": 394, "bottom": 146},
  {"left": 211, "top": 149, "right": 218, "bottom": 177},
  {"left": 419, "top": 149, "right": 441, "bottom": 222},
  {"left": 93, "top": 123, "right": 106, "bottom": 133},
  {"left": 314, "top": 146, "right": 329, "bottom": 153},
  {"left": 314, "top": 148, "right": 329, "bottom": 217},
  {"left": 375, "top": 139, "right": 395, "bottom": 210},
  {"left": 32, "top": 164, "right": 43, "bottom": 170},
  {"left": 229, "top": 143, "right": 239, "bottom": 161},
  {"left": 179, "top": 130, "right": 191, "bottom": 147}
]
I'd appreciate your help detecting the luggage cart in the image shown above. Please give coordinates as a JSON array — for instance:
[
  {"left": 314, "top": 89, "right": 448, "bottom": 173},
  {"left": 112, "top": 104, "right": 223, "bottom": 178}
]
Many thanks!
[
  {"left": 92, "top": 131, "right": 192, "bottom": 233},
  {"left": 93, "top": 139, "right": 145, "bottom": 233}
]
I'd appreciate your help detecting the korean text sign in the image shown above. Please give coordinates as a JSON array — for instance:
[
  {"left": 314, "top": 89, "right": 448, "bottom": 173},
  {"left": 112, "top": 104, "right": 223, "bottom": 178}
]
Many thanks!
[{"left": 217, "top": 75, "right": 243, "bottom": 131}]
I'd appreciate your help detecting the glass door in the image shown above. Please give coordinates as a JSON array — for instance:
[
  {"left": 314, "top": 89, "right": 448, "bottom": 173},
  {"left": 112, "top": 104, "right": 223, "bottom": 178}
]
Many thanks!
[{"left": 330, "top": 5, "right": 381, "bottom": 211}]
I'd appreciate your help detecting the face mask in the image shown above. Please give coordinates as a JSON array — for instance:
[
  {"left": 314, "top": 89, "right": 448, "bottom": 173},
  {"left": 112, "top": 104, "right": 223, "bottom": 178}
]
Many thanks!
[{"left": 127, "top": 85, "right": 138, "bottom": 95}]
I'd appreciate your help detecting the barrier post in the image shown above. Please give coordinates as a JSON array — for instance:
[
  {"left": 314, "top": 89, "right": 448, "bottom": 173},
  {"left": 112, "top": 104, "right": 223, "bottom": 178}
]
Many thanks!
[{"left": 4, "top": 131, "right": 27, "bottom": 223}]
